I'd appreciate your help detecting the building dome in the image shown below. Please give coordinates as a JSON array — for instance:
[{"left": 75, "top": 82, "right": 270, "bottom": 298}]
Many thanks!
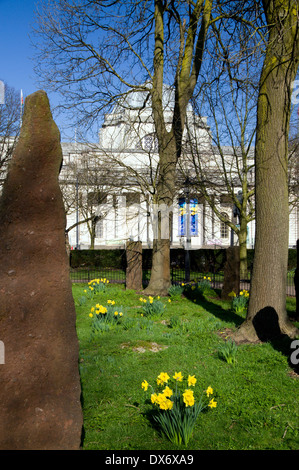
[{"left": 113, "top": 83, "right": 193, "bottom": 114}]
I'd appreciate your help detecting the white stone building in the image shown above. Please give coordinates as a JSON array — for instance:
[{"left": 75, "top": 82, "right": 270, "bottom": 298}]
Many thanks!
[{"left": 59, "top": 85, "right": 298, "bottom": 251}]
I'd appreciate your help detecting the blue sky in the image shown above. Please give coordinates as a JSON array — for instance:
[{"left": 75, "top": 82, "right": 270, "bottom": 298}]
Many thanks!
[
  {"left": 1, "top": 0, "right": 298, "bottom": 144},
  {"left": 0, "top": 0, "right": 72, "bottom": 140}
]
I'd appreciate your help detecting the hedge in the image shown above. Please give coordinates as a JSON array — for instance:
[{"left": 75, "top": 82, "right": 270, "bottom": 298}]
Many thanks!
[{"left": 70, "top": 248, "right": 297, "bottom": 272}]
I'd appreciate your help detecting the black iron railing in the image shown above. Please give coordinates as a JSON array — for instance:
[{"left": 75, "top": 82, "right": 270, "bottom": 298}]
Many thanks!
[{"left": 70, "top": 267, "right": 296, "bottom": 296}]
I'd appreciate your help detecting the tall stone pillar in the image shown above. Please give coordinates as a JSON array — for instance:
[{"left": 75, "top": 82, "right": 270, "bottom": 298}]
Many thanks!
[
  {"left": 0, "top": 91, "right": 83, "bottom": 449},
  {"left": 295, "top": 239, "right": 299, "bottom": 321}
]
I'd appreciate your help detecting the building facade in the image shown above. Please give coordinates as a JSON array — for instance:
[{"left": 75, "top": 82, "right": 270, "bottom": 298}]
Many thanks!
[{"left": 59, "top": 85, "right": 298, "bottom": 251}]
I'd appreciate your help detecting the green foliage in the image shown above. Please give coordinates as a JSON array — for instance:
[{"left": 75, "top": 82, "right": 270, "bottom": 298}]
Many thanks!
[
  {"left": 169, "top": 315, "right": 181, "bottom": 329},
  {"left": 197, "top": 276, "right": 212, "bottom": 291},
  {"left": 229, "top": 289, "right": 250, "bottom": 314},
  {"left": 217, "top": 340, "right": 238, "bottom": 364},
  {"left": 88, "top": 298, "right": 125, "bottom": 338},
  {"left": 88, "top": 278, "right": 109, "bottom": 294},
  {"left": 139, "top": 296, "right": 166, "bottom": 318},
  {"left": 168, "top": 284, "right": 184, "bottom": 300},
  {"left": 141, "top": 372, "right": 216, "bottom": 446}
]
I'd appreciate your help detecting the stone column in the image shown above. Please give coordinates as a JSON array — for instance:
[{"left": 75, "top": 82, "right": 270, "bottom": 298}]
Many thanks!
[
  {"left": 0, "top": 91, "right": 83, "bottom": 449},
  {"left": 295, "top": 239, "right": 299, "bottom": 320}
]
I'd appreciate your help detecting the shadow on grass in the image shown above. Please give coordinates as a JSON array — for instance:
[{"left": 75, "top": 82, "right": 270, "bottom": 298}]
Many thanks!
[
  {"left": 141, "top": 401, "right": 163, "bottom": 435},
  {"left": 264, "top": 332, "right": 299, "bottom": 377},
  {"left": 184, "top": 288, "right": 245, "bottom": 328},
  {"left": 184, "top": 288, "right": 299, "bottom": 376}
]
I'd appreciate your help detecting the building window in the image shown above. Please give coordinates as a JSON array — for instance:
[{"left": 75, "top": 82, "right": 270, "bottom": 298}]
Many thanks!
[
  {"left": 178, "top": 198, "right": 198, "bottom": 236},
  {"left": 87, "top": 191, "right": 108, "bottom": 206},
  {"left": 125, "top": 192, "right": 140, "bottom": 207},
  {"left": 136, "top": 133, "right": 159, "bottom": 152},
  {"left": 95, "top": 218, "right": 104, "bottom": 239},
  {"left": 220, "top": 212, "right": 229, "bottom": 239}
]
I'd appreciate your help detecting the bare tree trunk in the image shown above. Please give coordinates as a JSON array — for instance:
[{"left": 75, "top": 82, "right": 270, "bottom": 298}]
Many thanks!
[
  {"left": 144, "top": 0, "right": 212, "bottom": 296},
  {"left": 239, "top": 219, "right": 248, "bottom": 280},
  {"left": 144, "top": 134, "right": 177, "bottom": 295},
  {"left": 234, "top": 0, "right": 299, "bottom": 343}
]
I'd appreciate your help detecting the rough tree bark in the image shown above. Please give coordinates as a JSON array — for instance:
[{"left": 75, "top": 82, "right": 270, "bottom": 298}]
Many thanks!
[{"left": 234, "top": 0, "right": 299, "bottom": 343}]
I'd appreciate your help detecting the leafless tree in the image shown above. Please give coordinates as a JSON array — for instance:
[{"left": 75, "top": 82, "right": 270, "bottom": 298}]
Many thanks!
[
  {"left": 33, "top": 0, "right": 219, "bottom": 294},
  {"left": 0, "top": 82, "right": 21, "bottom": 185}
]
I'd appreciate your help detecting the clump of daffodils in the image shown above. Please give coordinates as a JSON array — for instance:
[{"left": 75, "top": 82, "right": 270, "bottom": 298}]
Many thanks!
[
  {"left": 139, "top": 296, "right": 165, "bottom": 318},
  {"left": 196, "top": 276, "right": 212, "bottom": 295},
  {"left": 88, "top": 278, "right": 109, "bottom": 294},
  {"left": 89, "top": 300, "right": 124, "bottom": 335},
  {"left": 168, "top": 284, "right": 184, "bottom": 300},
  {"left": 141, "top": 371, "right": 217, "bottom": 445},
  {"left": 228, "top": 289, "right": 249, "bottom": 314}
]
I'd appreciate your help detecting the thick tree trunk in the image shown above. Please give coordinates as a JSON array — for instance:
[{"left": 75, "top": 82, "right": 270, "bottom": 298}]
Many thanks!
[
  {"left": 145, "top": 239, "right": 171, "bottom": 295},
  {"left": 144, "top": 0, "right": 211, "bottom": 296},
  {"left": 238, "top": 219, "right": 248, "bottom": 280},
  {"left": 234, "top": 0, "right": 299, "bottom": 343},
  {"left": 144, "top": 138, "right": 176, "bottom": 296}
]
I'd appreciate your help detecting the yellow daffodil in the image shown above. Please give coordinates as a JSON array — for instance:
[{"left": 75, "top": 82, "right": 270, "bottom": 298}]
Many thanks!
[
  {"left": 154, "top": 393, "right": 173, "bottom": 410},
  {"left": 157, "top": 372, "right": 170, "bottom": 385},
  {"left": 168, "top": 299, "right": 171, "bottom": 303},
  {"left": 141, "top": 380, "right": 149, "bottom": 391},
  {"left": 119, "top": 312, "right": 123, "bottom": 316},
  {"left": 114, "top": 311, "right": 118, "bottom": 316},
  {"left": 228, "top": 291, "right": 236, "bottom": 297},
  {"left": 97, "top": 305, "right": 107, "bottom": 314},
  {"left": 206, "top": 386, "right": 213, "bottom": 397},
  {"left": 162, "top": 386, "right": 173, "bottom": 398},
  {"left": 183, "top": 389, "right": 195, "bottom": 407},
  {"left": 151, "top": 393, "right": 158, "bottom": 404},
  {"left": 159, "top": 398, "right": 173, "bottom": 410},
  {"left": 187, "top": 375, "right": 197, "bottom": 386},
  {"left": 89, "top": 313, "right": 93, "bottom": 318},
  {"left": 208, "top": 398, "right": 217, "bottom": 408},
  {"left": 173, "top": 371, "right": 183, "bottom": 382}
]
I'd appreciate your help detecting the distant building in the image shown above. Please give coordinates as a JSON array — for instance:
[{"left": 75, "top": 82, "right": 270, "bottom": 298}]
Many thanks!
[
  {"left": 60, "top": 85, "right": 298, "bottom": 250},
  {"left": 2, "top": 85, "right": 297, "bottom": 251}
]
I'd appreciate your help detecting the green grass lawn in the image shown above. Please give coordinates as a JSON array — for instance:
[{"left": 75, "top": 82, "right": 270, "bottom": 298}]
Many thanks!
[{"left": 73, "top": 282, "right": 299, "bottom": 450}]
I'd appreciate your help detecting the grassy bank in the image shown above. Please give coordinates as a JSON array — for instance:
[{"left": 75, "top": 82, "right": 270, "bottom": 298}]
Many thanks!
[{"left": 73, "top": 282, "right": 299, "bottom": 450}]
